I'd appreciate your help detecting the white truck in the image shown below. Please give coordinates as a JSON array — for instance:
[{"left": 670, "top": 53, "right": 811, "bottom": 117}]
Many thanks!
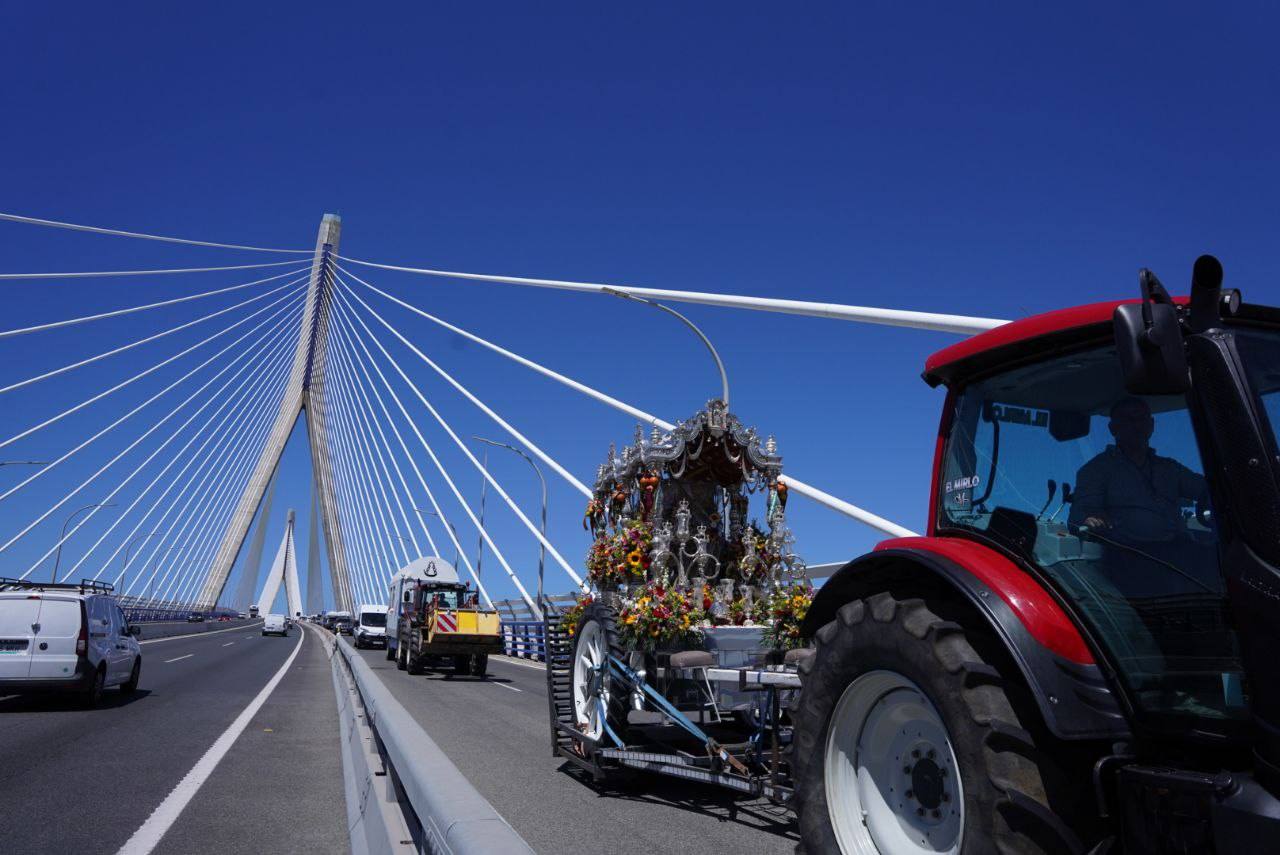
[{"left": 353, "top": 604, "right": 388, "bottom": 649}]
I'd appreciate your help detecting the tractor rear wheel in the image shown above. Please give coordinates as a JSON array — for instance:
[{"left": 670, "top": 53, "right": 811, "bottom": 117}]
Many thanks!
[
  {"left": 571, "top": 602, "right": 630, "bottom": 747},
  {"left": 396, "top": 641, "right": 408, "bottom": 671},
  {"left": 790, "top": 593, "right": 1081, "bottom": 855},
  {"left": 470, "top": 653, "right": 488, "bottom": 677}
]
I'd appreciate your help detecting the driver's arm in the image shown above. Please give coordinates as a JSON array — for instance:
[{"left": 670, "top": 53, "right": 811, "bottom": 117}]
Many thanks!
[
  {"left": 1069, "top": 458, "right": 1108, "bottom": 528},
  {"left": 1175, "top": 461, "right": 1210, "bottom": 504}
]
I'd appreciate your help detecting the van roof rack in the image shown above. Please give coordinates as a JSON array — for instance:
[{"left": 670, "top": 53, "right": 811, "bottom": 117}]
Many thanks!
[{"left": 0, "top": 577, "right": 115, "bottom": 594}]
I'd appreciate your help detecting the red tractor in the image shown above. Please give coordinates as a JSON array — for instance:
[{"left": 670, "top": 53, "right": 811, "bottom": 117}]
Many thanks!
[{"left": 791, "top": 257, "right": 1280, "bottom": 853}]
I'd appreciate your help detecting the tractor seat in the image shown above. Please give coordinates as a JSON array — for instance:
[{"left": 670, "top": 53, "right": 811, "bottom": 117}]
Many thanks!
[{"left": 667, "top": 650, "right": 715, "bottom": 669}]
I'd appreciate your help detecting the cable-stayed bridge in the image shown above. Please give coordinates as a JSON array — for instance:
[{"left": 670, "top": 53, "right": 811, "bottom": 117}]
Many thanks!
[{"left": 0, "top": 212, "right": 1001, "bottom": 854}]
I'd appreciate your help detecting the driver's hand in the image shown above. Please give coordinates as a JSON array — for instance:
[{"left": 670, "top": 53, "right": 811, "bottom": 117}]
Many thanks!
[{"left": 1084, "top": 516, "right": 1110, "bottom": 530}]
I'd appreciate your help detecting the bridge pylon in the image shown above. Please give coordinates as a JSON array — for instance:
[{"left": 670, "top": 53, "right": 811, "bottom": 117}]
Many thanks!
[{"left": 195, "top": 214, "right": 354, "bottom": 612}]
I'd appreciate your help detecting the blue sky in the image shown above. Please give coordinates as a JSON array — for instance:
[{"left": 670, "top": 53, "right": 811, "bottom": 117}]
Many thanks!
[{"left": 1, "top": 4, "right": 1277, "bottom": 611}]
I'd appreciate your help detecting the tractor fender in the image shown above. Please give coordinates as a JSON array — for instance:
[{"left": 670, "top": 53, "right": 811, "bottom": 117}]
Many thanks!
[{"left": 803, "top": 537, "right": 1130, "bottom": 741}]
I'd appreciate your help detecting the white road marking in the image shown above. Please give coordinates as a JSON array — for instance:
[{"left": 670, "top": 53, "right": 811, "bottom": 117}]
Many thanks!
[
  {"left": 492, "top": 681, "right": 522, "bottom": 693},
  {"left": 116, "top": 626, "right": 305, "bottom": 855},
  {"left": 139, "top": 621, "right": 263, "bottom": 645},
  {"left": 493, "top": 654, "right": 544, "bottom": 671},
  {"left": 164, "top": 654, "right": 194, "bottom": 663},
  {"left": 222, "top": 642, "right": 234, "bottom": 647}
]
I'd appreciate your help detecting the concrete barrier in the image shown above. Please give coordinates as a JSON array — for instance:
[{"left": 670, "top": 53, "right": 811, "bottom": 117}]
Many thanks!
[
  {"left": 136, "top": 618, "right": 257, "bottom": 640},
  {"left": 333, "top": 634, "right": 534, "bottom": 855}
]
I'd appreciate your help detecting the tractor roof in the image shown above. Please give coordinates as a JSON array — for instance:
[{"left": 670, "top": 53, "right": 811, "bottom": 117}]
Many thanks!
[{"left": 924, "top": 298, "right": 1164, "bottom": 388}]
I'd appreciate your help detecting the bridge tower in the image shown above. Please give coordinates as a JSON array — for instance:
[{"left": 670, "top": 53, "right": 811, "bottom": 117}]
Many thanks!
[
  {"left": 254, "top": 509, "right": 304, "bottom": 617},
  {"left": 195, "top": 215, "right": 354, "bottom": 611}
]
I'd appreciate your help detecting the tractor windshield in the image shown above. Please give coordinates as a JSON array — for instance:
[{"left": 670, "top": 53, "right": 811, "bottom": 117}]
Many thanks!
[
  {"left": 938, "top": 344, "right": 1247, "bottom": 725},
  {"left": 1236, "top": 328, "right": 1280, "bottom": 457}
]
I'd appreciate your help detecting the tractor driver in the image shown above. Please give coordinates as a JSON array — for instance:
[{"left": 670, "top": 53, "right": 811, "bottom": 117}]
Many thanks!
[{"left": 1069, "top": 397, "right": 1213, "bottom": 592}]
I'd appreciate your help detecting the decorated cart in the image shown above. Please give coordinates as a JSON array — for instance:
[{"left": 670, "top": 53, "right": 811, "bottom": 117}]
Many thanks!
[{"left": 544, "top": 400, "right": 814, "bottom": 801}]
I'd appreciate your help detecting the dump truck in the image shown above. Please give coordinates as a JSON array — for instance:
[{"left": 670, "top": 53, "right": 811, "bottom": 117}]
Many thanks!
[{"left": 392, "top": 558, "right": 501, "bottom": 677}]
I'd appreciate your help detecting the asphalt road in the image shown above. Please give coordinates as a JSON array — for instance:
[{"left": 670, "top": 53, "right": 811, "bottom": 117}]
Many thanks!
[
  {"left": 353, "top": 648, "right": 798, "bottom": 855},
  {"left": 0, "top": 620, "right": 345, "bottom": 854}
]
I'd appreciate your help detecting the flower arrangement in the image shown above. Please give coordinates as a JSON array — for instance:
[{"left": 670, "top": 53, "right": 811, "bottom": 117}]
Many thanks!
[
  {"left": 761, "top": 582, "right": 814, "bottom": 650},
  {"left": 585, "top": 520, "right": 653, "bottom": 588},
  {"left": 618, "top": 581, "right": 702, "bottom": 650},
  {"left": 560, "top": 594, "right": 593, "bottom": 638}
]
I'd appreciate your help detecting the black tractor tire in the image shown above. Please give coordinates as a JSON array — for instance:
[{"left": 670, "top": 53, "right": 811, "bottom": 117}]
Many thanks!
[
  {"left": 470, "top": 653, "right": 488, "bottom": 677},
  {"left": 385, "top": 645, "right": 396, "bottom": 661},
  {"left": 83, "top": 666, "right": 106, "bottom": 709},
  {"left": 407, "top": 645, "right": 425, "bottom": 675},
  {"left": 396, "top": 641, "right": 408, "bottom": 671},
  {"left": 572, "top": 602, "right": 631, "bottom": 746},
  {"left": 790, "top": 593, "right": 1082, "bottom": 855},
  {"left": 120, "top": 659, "right": 141, "bottom": 695},
  {"left": 452, "top": 655, "right": 470, "bottom": 677}
]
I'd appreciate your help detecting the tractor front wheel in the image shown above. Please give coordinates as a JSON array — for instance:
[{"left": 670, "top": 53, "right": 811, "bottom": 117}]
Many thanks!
[{"left": 790, "top": 593, "right": 1081, "bottom": 855}]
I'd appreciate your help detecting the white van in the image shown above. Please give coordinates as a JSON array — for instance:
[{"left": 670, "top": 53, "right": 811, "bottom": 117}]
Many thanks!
[
  {"left": 0, "top": 579, "right": 142, "bottom": 707},
  {"left": 262, "top": 614, "right": 288, "bottom": 636},
  {"left": 353, "top": 604, "right": 388, "bottom": 649}
]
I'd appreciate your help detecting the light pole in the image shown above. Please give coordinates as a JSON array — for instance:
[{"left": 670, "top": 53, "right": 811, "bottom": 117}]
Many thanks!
[
  {"left": 414, "top": 509, "right": 460, "bottom": 568},
  {"left": 147, "top": 545, "right": 185, "bottom": 604},
  {"left": 119, "top": 529, "right": 165, "bottom": 586},
  {"left": 51, "top": 502, "right": 116, "bottom": 583},
  {"left": 602, "top": 287, "right": 729, "bottom": 409},
  {"left": 0, "top": 460, "right": 49, "bottom": 468},
  {"left": 473, "top": 436, "right": 549, "bottom": 610}
]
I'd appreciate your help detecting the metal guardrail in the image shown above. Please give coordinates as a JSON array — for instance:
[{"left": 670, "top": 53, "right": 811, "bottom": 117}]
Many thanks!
[
  {"left": 333, "top": 634, "right": 534, "bottom": 854},
  {"left": 501, "top": 621, "right": 546, "bottom": 661}
]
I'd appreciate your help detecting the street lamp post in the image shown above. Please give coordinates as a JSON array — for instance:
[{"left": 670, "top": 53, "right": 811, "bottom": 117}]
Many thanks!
[
  {"left": 0, "top": 460, "right": 49, "bottom": 468},
  {"left": 119, "top": 530, "right": 165, "bottom": 585},
  {"left": 147, "top": 546, "right": 185, "bottom": 604},
  {"left": 51, "top": 502, "right": 116, "bottom": 583},
  {"left": 414, "top": 509, "right": 460, "bottom": 568},
  {"left": 473, "top": 436, "right": 548, "bottom": 610},
  {"left": 602, "top": 287, "right": 730, "bottom": 408}
]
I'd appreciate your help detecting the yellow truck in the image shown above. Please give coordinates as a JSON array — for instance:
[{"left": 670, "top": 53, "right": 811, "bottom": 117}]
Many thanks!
[{"left": 394, "top": 578, "right": 502, "bottom": 677}]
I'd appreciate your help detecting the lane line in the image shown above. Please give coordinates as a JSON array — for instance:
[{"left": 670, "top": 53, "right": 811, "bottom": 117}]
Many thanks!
[
  {"left": 492, "top": 681, "right": 522, "bottom": 693},
  {"left": 493, "top": 654, "right": 544, "bottom": 671},
  {"left": 164, "top": 654, "right": 194, "bottom": 663},
  {"left": 222, "top": 642, "right": 235, "bottom": 647},
  {"left": 116, "top": 625, "right": 305, "bottom": 855},
  {"left": 139, "top": 621, "right": 263, "bottom": 645}
]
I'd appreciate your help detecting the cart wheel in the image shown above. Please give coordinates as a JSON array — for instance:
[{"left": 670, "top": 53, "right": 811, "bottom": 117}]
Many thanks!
[
  {"left": 790, "top": 593, "right": 1080, "bottom": 855},
  {"left": 572, "top": 602, "right": 630, "bottom": 747},
  {"left": 470, "top": 653, "right": 488, "bottom": 677}
]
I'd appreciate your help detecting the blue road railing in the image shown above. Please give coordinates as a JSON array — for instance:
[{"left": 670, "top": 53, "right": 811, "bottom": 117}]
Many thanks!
[{"left": 501, "top": 621, "right": 546, "bottom": 661}]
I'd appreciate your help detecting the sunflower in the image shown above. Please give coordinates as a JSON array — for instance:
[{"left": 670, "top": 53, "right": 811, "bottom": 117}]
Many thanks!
[{"left": 626, "top": 550, "right": 643, "bottom": 568}]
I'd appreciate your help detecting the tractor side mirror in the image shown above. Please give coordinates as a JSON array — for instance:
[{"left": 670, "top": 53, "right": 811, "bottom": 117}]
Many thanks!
[
  {"left": 1114, "top": 269, "right": 1188, "bottom": 395},
  {"left": 404, "top": 591, "right": 411, "bottom": 603}
]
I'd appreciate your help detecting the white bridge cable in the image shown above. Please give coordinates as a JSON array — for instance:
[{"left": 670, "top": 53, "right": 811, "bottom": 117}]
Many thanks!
[
  {"left": 45, "top": 310, "right": 300, "bottom": 582},
  {"left": 90, "top": 327, "right": 298, "bottom": 586},
  {"left": 137, "top": 336, "right": 297, "bottom": 605},
  {"left": 11, "top": 300, "right": 300, "bottom": 576},
  {"left": 328, "top": 302, "right": 502, "bottom": 610},
  {"left": 0, "top": 266, "right": 309, "bottom": 341},
  {"left": 0, "top": 211, "right": 311, "bottom": 254},
  {"left": 117, "top": 348, "right": 291, "bottom": 599},
  {"left": 0, "top": 259, "right": 310, "bottom": 280},
  {"left": 335, "top": 291, "right": 542, "bottom": 613},
  {"left": 0, "top": 274, "right": 308, "bottom": 396},
  {"left": 2, "top": 294, "right": 304, "bottom": 561},
  {"left": 110, "top": 332, "right": 295, "bottom": 593},
  {"left": 0, "top": 282, "right": 305, "bottom": 461},
  {"left": 338, "top": 265, "right": 916, "bottom": 539},
  {"left": 161, "top": 314, "right": 305, "bottom": 606},
  {"left": 337, "top": 281, "right": 588, "bottom": 587},
  {"left": 327, "top": 314, "right": 432, "bottom": 563},
  {"left": 324, "top": 315, "right": 400, "bottom": 604},
  {"left": 326, "top": 312, "right": 449, "bottom": 578},
  {"left": 335, "top": 256, "right": 1007, "bottom": 335},
  {"left": 326, "top": 319, "right": 414, "bottom": 573}
]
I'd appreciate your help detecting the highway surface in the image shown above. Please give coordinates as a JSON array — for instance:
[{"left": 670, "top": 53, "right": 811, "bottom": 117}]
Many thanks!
[
  {"left": 0, "top": 620, "right": 345, "bottom": 855},
  {"left": 353, "top": 648, "right": 799, "bottom": 855}
]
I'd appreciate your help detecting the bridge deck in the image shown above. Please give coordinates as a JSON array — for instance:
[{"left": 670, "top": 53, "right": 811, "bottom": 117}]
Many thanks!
[{"left": 353, "top": 647, "right": 798, "bottom": 854}]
